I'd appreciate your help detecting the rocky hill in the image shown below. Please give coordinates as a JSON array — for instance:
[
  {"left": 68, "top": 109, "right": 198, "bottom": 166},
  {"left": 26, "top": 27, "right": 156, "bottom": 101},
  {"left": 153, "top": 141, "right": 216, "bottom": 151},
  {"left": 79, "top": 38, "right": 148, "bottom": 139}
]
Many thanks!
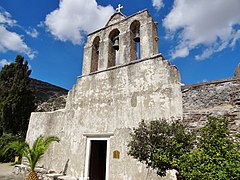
[{"left": 29, "top": 78, "right": 68, "bottom": 111}]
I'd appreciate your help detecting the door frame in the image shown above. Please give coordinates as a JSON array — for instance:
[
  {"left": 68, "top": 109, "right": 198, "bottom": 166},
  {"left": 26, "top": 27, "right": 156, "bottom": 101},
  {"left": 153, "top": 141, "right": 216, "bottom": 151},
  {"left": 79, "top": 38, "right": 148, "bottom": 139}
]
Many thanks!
[{"left": 84, "top": 137, "right": 110, "bottom": 180}]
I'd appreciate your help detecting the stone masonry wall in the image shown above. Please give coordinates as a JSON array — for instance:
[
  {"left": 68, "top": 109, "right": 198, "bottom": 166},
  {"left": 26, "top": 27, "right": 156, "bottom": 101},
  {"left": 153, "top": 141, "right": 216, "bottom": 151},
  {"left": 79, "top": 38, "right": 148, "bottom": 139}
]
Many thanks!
[{"left": 182, "top": 77, "right": 240, "bottom": 134}]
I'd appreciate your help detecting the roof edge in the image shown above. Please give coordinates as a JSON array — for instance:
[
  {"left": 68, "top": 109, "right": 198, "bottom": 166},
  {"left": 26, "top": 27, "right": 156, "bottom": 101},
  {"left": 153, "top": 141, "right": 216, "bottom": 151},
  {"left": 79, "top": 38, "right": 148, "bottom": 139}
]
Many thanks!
[{"left": 88, "top": 9, "right": 149, "bottom": 36}]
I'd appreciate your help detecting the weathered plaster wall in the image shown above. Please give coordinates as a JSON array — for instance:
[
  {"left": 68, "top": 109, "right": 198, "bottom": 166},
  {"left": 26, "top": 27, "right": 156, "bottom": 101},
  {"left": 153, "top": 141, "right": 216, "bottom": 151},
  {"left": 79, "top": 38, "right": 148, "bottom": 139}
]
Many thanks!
[
  {"left": 182, "top": 77, "right": 240, "bottom": 133},
  {"left": 26, "top": 55, "right": 182, "bottom": 180},
  {"left": 26, "top": 9, "right": 182, "bottom": 180},
  {"left": 67, "top": 55, "right": 182, "bottom": 129}
]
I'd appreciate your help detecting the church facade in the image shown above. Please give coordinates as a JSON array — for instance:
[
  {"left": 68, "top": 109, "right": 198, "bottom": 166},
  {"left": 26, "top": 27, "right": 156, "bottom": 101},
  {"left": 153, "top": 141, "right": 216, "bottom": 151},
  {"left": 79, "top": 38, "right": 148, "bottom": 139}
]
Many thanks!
[{"left": 26, "top": 10, "right": 183, "bottom": 180}]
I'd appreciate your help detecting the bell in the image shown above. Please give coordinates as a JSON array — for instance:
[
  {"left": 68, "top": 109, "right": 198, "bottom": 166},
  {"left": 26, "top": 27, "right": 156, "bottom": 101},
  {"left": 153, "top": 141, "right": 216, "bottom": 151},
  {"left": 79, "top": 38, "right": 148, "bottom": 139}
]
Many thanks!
[
  {"left": 133, "top": 31, "right": 140, "bottom": 42},
  {"left": 95, "top": 46, "right": 99, "bottom": 54},
  {"left": 112, "top": 36, "right": 119, "bottom": 51}
]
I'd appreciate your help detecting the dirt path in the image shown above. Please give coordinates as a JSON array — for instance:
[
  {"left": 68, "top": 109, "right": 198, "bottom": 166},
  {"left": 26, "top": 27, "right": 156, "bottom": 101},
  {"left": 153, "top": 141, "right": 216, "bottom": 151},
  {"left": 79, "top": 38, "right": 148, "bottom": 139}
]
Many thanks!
[{"left": 0, "top": 163, "right": 25, "bottom": 180}]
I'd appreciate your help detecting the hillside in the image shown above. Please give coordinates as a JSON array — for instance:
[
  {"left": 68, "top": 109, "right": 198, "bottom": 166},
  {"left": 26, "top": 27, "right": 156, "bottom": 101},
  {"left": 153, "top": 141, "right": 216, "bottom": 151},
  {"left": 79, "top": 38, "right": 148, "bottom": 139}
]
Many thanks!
[{"left": 29, "top": 78, "right": 68, "bottom": 111}]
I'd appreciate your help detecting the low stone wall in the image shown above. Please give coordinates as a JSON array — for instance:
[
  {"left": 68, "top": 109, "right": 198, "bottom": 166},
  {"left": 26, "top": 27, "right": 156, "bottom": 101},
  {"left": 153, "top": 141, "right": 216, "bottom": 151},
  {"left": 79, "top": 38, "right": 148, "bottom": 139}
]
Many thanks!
[{"left": 182, "top": 77, "right": 240, "bottom": 133}]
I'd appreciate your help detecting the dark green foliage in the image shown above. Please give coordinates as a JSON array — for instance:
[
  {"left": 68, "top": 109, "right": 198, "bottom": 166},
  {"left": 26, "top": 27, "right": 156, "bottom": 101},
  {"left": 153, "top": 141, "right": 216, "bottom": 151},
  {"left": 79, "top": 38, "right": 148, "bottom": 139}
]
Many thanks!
[
  {"left": 179, "top": 117, "right": 240, "bottom": 179},
  {"left": 128, "top": 117, "right": 240, "bottom": 179},
  {"left": 0, "top": 55, "right": 35, "bottom": 136},
  {"left": 0, "top": 134, "right": 24, "bottom": 162},
  {"left": 128, "top": 119, "right": 195, "bottom": 177}
]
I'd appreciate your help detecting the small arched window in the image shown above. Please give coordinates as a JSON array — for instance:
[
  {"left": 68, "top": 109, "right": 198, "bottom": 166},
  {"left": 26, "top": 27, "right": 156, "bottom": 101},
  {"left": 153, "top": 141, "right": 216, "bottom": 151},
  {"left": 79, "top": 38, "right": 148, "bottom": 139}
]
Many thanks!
[
  {"left": 91, "top": 36, "right": 100, "bottom": 72},
  {"left": 130, "top": 20, "right": 141, "bottom": 60},
  {"left": 108, "top": 29, "right": 120, "bottom": 68}
]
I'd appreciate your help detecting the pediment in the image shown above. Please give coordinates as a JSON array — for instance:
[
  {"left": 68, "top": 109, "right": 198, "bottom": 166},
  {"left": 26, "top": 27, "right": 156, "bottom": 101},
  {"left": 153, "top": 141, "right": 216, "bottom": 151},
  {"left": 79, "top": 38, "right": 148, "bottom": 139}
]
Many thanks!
[{"left": 106, "top": 12, "right": 126, "bottom": 26}]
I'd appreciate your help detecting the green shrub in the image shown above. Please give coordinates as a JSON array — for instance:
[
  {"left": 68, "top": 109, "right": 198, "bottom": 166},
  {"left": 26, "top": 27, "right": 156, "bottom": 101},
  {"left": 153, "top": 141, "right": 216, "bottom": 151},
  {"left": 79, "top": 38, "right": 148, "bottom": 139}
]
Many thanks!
[
  {"left": 128, "top": 117, "right": 240, "bottom": 179},
  {"left": 128, "top": 119, "right": 195, "bottom": 177},
  {"left": 0, "top": 134, "right": 24, "bottom": 162},
  {"left": 179, "top": 117, "right": 240, "bottom": 179}
]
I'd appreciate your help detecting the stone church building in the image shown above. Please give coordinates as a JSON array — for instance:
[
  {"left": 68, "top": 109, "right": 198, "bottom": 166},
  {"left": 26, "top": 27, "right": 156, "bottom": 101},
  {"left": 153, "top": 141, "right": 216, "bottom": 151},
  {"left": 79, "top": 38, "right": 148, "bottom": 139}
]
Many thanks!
[{"left": 26, "top": 9, "right": 240, "bottom": 180}]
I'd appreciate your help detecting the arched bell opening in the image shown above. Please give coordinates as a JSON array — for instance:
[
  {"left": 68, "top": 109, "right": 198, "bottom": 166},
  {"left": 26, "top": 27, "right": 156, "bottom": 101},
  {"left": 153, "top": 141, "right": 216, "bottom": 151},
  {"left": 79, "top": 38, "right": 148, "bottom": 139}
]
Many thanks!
[
  {"left": 130, "top": 20, "right": 141, "bottom": 61},
  {"left": 108, "top": 29, "right": 120, "bottom": 68},
  {"left": 91, "top": 36, "right": 100, "bottom": 73}
]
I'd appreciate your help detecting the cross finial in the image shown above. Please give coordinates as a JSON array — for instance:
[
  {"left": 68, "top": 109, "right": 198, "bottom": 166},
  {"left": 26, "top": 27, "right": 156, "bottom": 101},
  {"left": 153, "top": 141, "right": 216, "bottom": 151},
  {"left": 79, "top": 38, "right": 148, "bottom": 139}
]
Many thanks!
[{"left": 116, "top": 4, "right": 123, "bottom": 13}]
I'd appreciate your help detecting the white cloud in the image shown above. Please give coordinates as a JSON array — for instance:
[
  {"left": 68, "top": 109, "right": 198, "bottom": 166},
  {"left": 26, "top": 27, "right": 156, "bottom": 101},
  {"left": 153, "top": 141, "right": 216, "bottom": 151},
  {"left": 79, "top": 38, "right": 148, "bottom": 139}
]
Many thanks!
[
  {"left": 0, "top": 7, "right": 16, "bottom": 26},
  {"left": 0, "top": 59, "right": 10, "bottom": 67},
  {"left": 0, "top": 7, "right": 35, "bottom": 59},
  {"left": 230, "top": 29, "right": 240, "bottom": 47},
  {"left": 152, "top": 0, "right": 164, "bottom": 11},
  {"left": 45, "top": 0, "right": 115, "bottom": 45},
  {"left": 171, "top": 47, "right": 189, "bottom": 59},
  {"left": 0, "top": 26, "right": 36, "bottom": 59},
  {"left": 26, "top": 27, "right": 39, "bottom": 38},
  {"left": 37, "top": 21, "right": 45, "bottom": 28},
  {"left": 163, "top": 0, "right": 240, "bottom": 60}
]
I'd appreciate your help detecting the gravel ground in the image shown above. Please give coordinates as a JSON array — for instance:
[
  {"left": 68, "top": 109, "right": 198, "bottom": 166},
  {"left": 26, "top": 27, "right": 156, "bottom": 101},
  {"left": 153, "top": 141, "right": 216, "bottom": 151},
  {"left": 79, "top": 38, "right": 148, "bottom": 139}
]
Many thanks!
[{"left": 0, "top": 163, "right": 25, "bottom": 180}]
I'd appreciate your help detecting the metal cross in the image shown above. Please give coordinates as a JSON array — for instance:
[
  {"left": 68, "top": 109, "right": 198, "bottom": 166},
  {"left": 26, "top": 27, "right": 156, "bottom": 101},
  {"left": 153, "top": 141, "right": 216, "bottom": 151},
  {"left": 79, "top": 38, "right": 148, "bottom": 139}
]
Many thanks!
[{"left": 116, "top": 4, "right": 123, "bottom": 13}]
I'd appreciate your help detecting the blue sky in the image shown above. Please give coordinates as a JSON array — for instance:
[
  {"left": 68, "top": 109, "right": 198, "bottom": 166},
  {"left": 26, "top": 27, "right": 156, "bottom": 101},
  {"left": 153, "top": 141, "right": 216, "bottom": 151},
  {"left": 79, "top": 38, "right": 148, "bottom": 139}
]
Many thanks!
[{"left": 0, "top": 0, "right": 240, "bottom": 90}]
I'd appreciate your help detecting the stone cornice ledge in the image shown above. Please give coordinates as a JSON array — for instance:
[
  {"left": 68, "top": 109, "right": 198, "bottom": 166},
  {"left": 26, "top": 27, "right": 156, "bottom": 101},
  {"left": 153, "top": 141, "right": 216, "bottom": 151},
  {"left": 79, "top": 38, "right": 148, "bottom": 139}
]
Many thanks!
[{"left": 78, "top": 53, "right": 165, "bottom": 79}]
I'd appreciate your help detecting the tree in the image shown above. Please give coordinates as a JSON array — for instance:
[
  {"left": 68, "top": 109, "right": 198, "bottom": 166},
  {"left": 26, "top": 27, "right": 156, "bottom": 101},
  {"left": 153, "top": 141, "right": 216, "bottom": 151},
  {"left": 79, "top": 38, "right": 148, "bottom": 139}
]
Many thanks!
[
  {"left": 179, "top": 117, "right": 240, "bottom": 179},
  {"left": 128, "top": 119, "right": 195, "bottom": 177},
  {"left": 2, "top": 135, "right": 60, "bottom": 180},
  {"left": 0, "top": 55, "right": 35, "bottom": 136}
]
